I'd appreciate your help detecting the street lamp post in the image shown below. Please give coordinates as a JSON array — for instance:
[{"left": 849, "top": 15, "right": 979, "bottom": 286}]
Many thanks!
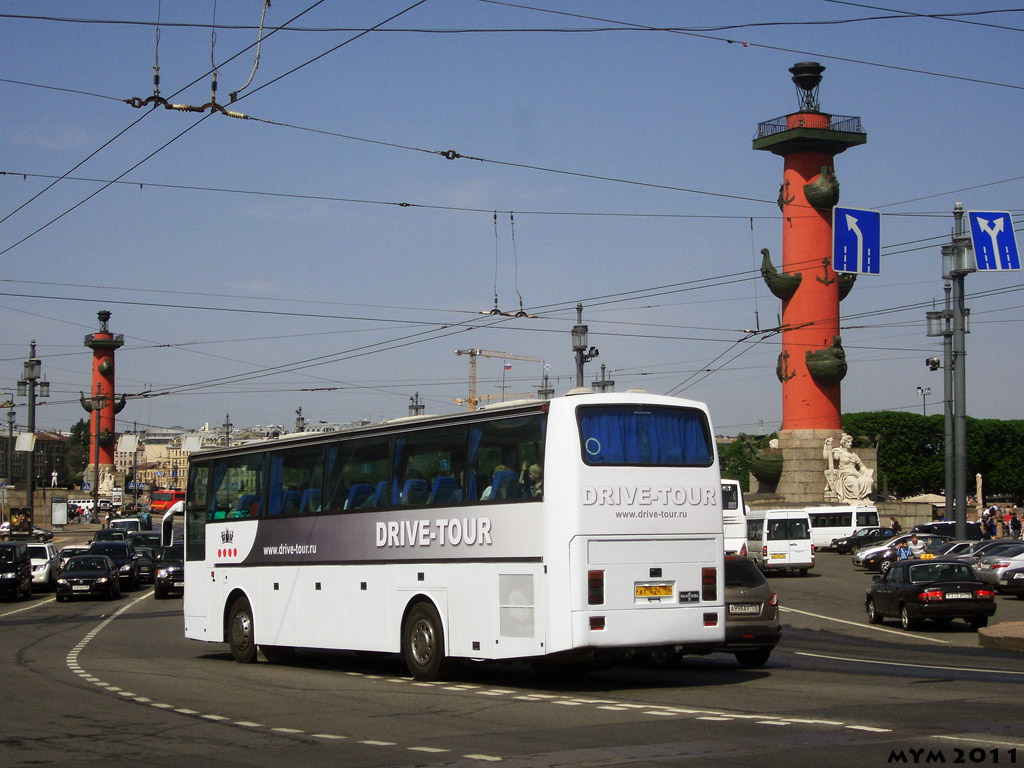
[
  {"left": 86, "top": 386, "right": 108, "bottom": 519},
  {"left": 916, "top": 386, "right": 931, "bottom": 415},
  {"left": 571, "top": 302, "right": 599, "bottom": 388},
  {"left": 4, "top": 399, "right": 14, "bottom": 485},
  {"left": 16, "top": 341, "right": 49, "bottom": 520}
]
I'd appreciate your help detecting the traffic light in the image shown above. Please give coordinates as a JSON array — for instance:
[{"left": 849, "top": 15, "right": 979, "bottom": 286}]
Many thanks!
[{"left": 926, "top": 357, "right": 941, "bottom": 371}]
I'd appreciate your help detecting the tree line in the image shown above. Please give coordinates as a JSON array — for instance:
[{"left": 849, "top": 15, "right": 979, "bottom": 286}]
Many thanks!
[{"left": 719, "top": 412, "right": 1024, "bottom": 504}]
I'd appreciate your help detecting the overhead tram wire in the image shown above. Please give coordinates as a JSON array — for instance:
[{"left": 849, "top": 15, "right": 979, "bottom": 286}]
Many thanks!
[
  {"left": 4, "top": 7, "right": 1023, "bottom": 36},
  {"left": 0, "top": 0, "right": 332, "bottom": 253},
  {"left": 482, "top": 1, "right": 1024, "bottom": 92}
]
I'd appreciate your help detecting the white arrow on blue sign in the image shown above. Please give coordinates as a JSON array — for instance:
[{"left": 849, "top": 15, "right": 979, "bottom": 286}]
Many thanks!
[
  {"left": 833, "top": 207, "right": 881, "bottom": 275},
  {"left": 968, "top": 211, "right": 1020, "bottom": 271}
]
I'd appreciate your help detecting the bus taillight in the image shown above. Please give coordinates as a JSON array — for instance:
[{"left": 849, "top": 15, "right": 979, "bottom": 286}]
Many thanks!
[
  {"left": 701, "top": 567, "right": 717, "bottom": 602},
  {"left": 587, "top": 570, "right": 604, "bottom": 605}
]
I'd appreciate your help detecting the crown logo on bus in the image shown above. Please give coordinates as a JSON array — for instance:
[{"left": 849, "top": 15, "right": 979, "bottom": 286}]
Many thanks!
[{"left": 221, "top": 529, "right": 234, "bottom": 544}]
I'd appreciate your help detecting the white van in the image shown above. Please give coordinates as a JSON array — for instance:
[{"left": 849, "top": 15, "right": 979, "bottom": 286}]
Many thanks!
[
  {"left": 746, "top": 509, "right": 815, "bottom": 575},
  {"left": 721, "top": 479, "right": 749, "bottom": 556},
  {"left": 804, "top": 505, "right": 879, "bottom": 551}
]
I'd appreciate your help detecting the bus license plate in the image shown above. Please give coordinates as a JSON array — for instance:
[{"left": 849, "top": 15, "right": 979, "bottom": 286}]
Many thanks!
[
  {"left": 635, "top": 584, "right": 673, "bottom": 598},
  {"left": 945, "top": 592, "right": 971, "bottom": 600},
  {"left": 728, "top": 603, "right": 760, "bottom": 615}
]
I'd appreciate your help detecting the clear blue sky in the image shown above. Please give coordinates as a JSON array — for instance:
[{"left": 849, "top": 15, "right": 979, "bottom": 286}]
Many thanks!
[{"left": 1, "top": 1, "right": 1022, "bottom": 438}]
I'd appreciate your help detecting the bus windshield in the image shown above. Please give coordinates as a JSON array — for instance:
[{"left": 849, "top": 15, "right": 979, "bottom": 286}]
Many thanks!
[{"left": 577, "top": 405, "right": 713, "bottom": 466}]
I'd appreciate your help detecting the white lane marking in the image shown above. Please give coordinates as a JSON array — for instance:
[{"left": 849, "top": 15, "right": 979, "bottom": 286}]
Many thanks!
[
  {"left": 60, "top": 591, "right": 908, "bottom": 749},
  {"left": 934, "top": 735, "right": 1024, "bottom": 748},
  {"left": 0, "top": 596, "right": 55, "bottom": 617},
  {"left": 781, "top": 606, "right": 951, "bottom": 644},
  {"left": 409, "top": 746, "right": 449, "bottom": 753},
  {"left": 796, "top": 650, "right": 1024, "bottom": 676},
  {"left": 464, "top": 755, "right": 503, "bottom": 762}
]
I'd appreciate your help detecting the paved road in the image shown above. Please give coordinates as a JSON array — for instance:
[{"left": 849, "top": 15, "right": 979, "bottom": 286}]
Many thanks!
[{"left": 3, "top": 551, "right": 1024, "bottom": 767}]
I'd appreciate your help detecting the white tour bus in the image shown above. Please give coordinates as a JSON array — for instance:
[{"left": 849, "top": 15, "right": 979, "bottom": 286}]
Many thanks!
[
  {"left": 805, "top": 505, "right": 879, "bottom": 551},
  {"left": 183, "top": 392, "right": 725, "bottom": 680},
  {"left": 721, "top": 479, "right": 748, "bottom": 556}
]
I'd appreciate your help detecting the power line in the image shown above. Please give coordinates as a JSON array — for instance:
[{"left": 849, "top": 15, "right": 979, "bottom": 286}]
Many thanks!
[{"left": 483, "top": 1, "right": 1024, "bottom": 92}]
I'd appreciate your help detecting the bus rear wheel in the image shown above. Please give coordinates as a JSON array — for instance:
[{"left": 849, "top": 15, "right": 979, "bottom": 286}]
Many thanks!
[
  {"left": 228, "top": 597, "right": 258, "bottom": 664},
  {"left": 402, "top": 602, "right": 454, "bottom": 681}
]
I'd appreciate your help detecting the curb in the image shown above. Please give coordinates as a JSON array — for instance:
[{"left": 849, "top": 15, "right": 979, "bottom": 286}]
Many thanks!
[{"left": 978, "top": 621, "right": 1024, "bottom": 654}]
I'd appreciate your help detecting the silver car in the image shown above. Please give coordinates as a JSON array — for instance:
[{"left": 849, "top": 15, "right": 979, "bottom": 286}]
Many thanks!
[{"left": 974, "top": 545, "right": 1024, "bottom": 586}]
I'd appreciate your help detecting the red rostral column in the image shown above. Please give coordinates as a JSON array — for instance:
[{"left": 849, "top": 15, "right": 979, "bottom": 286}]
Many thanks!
[
  {"left": 82, "top": 310, "right": 125, "bottom": 489},
  {"left": 754, "top": 62, "right": 866, "bottom": 431}
]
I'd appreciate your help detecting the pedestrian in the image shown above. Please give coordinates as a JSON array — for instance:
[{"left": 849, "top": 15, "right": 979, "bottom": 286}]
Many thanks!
[
  {"left": 890, "top": 516, "right": 902, "bottom": 534},
  {"left": 908, "top": 533, "right": 927, "bottom": 558},
  {"left": 896, "top": 539, "right": 912, "bottom": 561},
  {"left": 1010, "top": 513, "right": 1022, "bottom": 541}
]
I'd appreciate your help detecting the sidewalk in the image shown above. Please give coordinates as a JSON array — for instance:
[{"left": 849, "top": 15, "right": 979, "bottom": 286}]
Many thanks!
[{"left": 979, "top": 622, "right": 1024, "bottom": 654}]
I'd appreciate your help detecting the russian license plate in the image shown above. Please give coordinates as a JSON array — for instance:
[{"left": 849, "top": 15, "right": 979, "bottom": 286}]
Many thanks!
[
  {"left": 635, "top": 584, "right": 673, "bottom": 598},
  {"left": 729, "top": 603, "right": 760, "bottom": 615},
  {"left": 945, "top": 592, "right": 971, "bottom": 600},
  {"left": 72, "top": 585, "right": 89, "bottom": 591},
  {"left": 770, "top": 553, "right": 786, "bottom": 559}
]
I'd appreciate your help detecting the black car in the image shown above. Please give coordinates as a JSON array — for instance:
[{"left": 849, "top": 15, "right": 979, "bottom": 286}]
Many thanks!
[
  {"left": 0, "top": 541, "right": 32, "bottom": 601},
  {"left": 88, "top": 542, "right": 141, "bottom": 590},
  {"left": 832, "top": 527, "right": 894, "bottom": 555},
  {"left": 133, "top": 547, "right": 156, "bottom": 584},
  {"left": 720, "top": 555, "right": 782, "bottom": 668},
  {"left": 127, "top": 532, "right": 162, "bottom": 551},
  {"left": 861, "top": 534, "right": 953, "bottom": 574},
  {"left": 912, "top": 521, "right": 983, "bottom": 541},
  {"left": 92, "top": 529, "right": 128, "bottom": 543},
  {"left": 56, "top": 555, "right": 121, "bottom": 601},
  {"left": 865, "top": 557, "right": 997, "bottom": 631},
  {"left": 153, "top": 545, "right": 184, "bottom": 599}
]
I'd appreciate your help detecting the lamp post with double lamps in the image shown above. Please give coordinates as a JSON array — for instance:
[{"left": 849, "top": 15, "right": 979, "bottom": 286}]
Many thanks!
[
  {"left": 17, "top": 342, "right": 50, "bottom": 520},
  {"left": 571, "top": 303, "right": 599, "bottom": 389}
]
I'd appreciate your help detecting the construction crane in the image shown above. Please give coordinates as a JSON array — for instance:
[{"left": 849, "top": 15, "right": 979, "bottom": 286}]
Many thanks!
[{"left": 454, "top": 349, "right": 541, "bottom": 411}]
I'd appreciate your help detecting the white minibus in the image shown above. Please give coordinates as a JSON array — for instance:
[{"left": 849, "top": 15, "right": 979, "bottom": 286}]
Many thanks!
[{"left": 746, "top": 508, "right": 814, "bottom": 575}]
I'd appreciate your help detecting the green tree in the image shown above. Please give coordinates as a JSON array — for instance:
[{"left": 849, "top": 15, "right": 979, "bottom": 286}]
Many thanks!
[
  {"left": 841, "top": 411, "right": 1024, "bottom": 503},
  {"left": 66, "top": 418, "right": 90, "bottom": 484}
]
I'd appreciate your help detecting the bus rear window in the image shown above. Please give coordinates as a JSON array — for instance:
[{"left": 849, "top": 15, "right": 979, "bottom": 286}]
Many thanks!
[{"left": 577, "top": 405, "right": 713, "bottom": 467}]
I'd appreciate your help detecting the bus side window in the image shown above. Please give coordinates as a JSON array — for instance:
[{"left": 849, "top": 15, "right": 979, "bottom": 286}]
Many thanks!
[
  {"left": 468, "top": 414, "right": 545, "bottom": 502},
  {"left": 394, "top": 426, "right": 465, "bottom": 507},
  {"left": 210, "top": 454, "right": 265, "bottom": 519},
  {"left": 267, "top": 446, "right": 324, "bottom": 516},
  {"left": 324, "top": 436, "right": 390, "bottom": 513}
]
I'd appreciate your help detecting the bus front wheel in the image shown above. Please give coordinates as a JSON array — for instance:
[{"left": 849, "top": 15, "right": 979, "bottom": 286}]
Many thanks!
[
  {"left": 228, "top": 597, "right": 258, "bottom": 664},
  {"left": 402, "top": 602, "right": 454, "bottom": 681}
]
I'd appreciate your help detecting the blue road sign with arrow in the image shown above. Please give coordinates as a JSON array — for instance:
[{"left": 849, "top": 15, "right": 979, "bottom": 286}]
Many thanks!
[
  {"left": 833, "top": 207, "right": 880, "bottom": 275},
  {"left": 968, "top": 211, "right": 1020, "bottom": 271}
]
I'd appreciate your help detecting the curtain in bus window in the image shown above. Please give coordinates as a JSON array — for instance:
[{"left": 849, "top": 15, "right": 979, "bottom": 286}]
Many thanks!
[
  {"left": 209, "top": 460, "right": 229, "bottom": 520},
  {"left": 267, "top": 455, "right": 285, "bottom": 516},
  {"left": 577, "top": 406, "right": 712, "bottom": 466},
  {"left": 467, "top": 426, "right": 484, "bottom": 500}
]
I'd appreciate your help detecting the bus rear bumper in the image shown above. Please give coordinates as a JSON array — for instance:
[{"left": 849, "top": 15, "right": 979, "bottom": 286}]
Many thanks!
[{"left": 569, "top": 607, "right": 725, "bottom": 652}]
